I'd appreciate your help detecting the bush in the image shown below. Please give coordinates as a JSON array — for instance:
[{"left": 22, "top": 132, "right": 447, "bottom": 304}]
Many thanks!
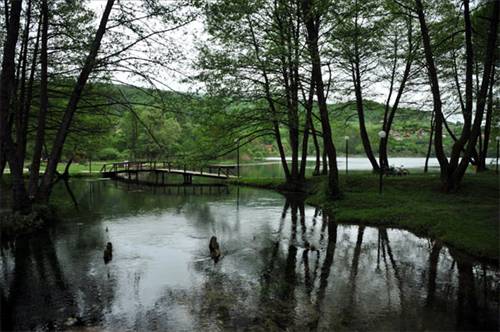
[{"left": 97, "top": 147, "right": 123, "bottom": 161}]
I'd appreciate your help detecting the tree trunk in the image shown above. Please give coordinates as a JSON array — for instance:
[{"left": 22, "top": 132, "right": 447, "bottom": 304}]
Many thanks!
[
  {"left": 14, "top": 0, "right": 32, "bottom": 169},
  {"left": 0, "top": 153, "right": 5, "bottom": 178},
  {"left": 477, "top": 65, "right": 495, "bottom": 172},
  {"left": 37, "top": 0, "right": 116, "bottom": 202},
  {"left": 299, "top": 79, "right": 315, "bottom": 180},
  {"left": 424, "top": 111, "right": 435, "bottom": 173},
  {"left": 301, "top": 0, "right": 340, "bottom": 197},
  {"left": 447, "top": 0, "right": 474, "bottom": 175},
  {"left": 451, "top": 0, "right": 499, "bottom": 187},
  {"left": 274, "top": 121, "right": 291, "bottom": 181},
  {"left": 247, "top": 15, "right": 290, "bottom": 181},
  {"left": 380, "top": 17, "right": 413, "bottom": 170},
  {"left": 29, "top": 0, "right": 48, "bottom": 197},
  {"left": 309, "top": 113, "right": 321, "bottom": 176},
  {"left": 20, "top": 12, "right": 41, "bottom": 174},
  {"left": 321, "top": 140, "right": 328, "bottom": 175},
  {"left": 350, "top": 1, "right": 379, "bottom": 173},
  {"left": 425, "top": 241, "right": 442, "bottom": 306},
  {"left": 0, "top": 0, "right": 30, "bottom": 211},
  {"left": 0, "top": 0, "right": 22, "bottom": 164},
  {"left": 415, "top": 0, "right": 449, "bottom": 183},
  {"left": 352, "top": 63, "right": 379, "bottom": 172}
]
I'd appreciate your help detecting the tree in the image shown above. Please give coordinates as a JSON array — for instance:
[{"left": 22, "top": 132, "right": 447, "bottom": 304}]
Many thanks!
[
  {"left": 198, "top": 0, "right": 319, "bottom": 187},
  {"left": 0, "top": 0, "right": 25, "bottom": 210},
  {"left": 1, "top": 0, "right": 198, "bottom": 212},
  {"left": 415, "top": 0, "right": 499, "bottom": 190},
  {"left": 301, "top": 0, "right": 340, "bottom": 197}
]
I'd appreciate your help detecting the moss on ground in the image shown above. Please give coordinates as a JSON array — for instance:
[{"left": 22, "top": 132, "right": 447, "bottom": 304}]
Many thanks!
[{"left": 239, "top": 172, "right": 499, "bottom": 262}]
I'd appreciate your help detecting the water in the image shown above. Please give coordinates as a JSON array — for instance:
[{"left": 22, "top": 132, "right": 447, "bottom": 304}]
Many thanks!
[
  {"left": 234, "top": 157, "right": 496, "bottom": 178},
  {"left": 1, "top": 179, "right": 498, "bottom": 331}
]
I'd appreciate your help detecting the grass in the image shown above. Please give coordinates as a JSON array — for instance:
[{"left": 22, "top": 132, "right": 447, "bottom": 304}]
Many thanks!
[
  {"left": 239, "top": 172, "right": 499, "bottom": 262},
  {"left": 3, "top": 160, "right": 113, "bottom": 178}
]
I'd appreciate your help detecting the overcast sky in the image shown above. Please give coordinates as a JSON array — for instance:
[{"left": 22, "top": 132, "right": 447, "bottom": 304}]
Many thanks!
[{"left": 87, "top": 0, "right": 204, "bottom": 92}]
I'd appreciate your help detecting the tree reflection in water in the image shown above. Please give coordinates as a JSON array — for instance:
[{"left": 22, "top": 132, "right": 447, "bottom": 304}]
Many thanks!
[
  {"left": 251, "top": 197, "right": 497, "bottom": 331},
  {"left": 0, "top": 183, "right": 498, "bottom": 331},
  {"left": 0, "top": 227, "right": 116, "bottom": 330}
]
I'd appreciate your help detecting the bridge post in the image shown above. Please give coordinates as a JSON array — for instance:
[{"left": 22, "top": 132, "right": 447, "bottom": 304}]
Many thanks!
[{"left": 183, "top": 174, "right": 192, "bottom": 185}]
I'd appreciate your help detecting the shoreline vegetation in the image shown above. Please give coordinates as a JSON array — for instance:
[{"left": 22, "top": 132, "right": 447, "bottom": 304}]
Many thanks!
[
  {"left": 235, "top": 172, "right": 499, "bottom": 263},
  {"left": 0, "top": 205, "right": 56, "bottom": 242}
]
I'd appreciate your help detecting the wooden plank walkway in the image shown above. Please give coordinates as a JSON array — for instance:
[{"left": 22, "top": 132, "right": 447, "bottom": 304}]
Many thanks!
[{"left": 100, "top": 161, "right": 238, "bottom": 185}]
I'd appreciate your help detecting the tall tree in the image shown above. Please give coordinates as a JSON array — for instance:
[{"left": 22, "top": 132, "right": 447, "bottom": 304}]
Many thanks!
[
  {"left": 198, "top": 0, "right": 317, "bottom": 186},
  {"left": 36, "top": 0, "right": 116, "bottom": 202},
  {"left": 0, "top": 0, "right": 24, "bottom": 210},
  {"left": 301, "top": 0, "right": 341, "bottom": 197},
  {"left": 28, "top": 0, "right": 48, "bottom": 197},
  {"left": 415, "top": 0, "right": 499, "bottom": 190}
]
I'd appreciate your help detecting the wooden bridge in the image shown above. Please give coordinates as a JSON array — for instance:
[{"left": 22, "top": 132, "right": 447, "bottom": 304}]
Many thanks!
[{"left": 100, "top": 161, "right": 238, "bottom": 185}]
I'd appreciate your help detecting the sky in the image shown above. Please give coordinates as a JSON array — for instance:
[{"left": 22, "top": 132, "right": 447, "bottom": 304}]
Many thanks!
[{"left": 87, "top": 0, "right": 205, "bottom": 93}]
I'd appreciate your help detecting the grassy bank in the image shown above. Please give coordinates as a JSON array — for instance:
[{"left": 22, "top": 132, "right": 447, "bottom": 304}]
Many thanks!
[
  {"left": 237, "top": 172, "right": 499, "bottom": 262},
  {"left": 3, "top": 161, "right": 110, "bottom": 178}
]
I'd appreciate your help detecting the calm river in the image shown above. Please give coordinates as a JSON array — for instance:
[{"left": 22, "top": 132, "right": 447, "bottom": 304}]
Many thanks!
[{"left": 0, "top": 179, "right": 498, "bottom": 331}]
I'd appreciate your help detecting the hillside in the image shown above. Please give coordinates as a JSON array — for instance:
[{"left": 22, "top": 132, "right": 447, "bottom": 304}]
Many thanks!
[{"left": 56, "top": 83, "right": 462, "bottom": 162}]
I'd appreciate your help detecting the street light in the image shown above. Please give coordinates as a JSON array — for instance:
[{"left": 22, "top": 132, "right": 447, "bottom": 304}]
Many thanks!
[
  {"left": 378, "top": 130, "right": 387, "bottom": 194},
  {"left": 496, "top": 136, "right": 500, "bottom": 174},
  {"left": 344, "top": 136, "right": 349, "bottom": 174},
  {"left": 234, "top": 138, "right": 240, "bottom": 179}
]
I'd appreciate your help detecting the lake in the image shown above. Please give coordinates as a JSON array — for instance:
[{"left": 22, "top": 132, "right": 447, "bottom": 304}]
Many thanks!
[
  {"left": 232, "top": 157, "right": 497, "bottom": 178},
  {"left": 1, "top": 179, "right": 498, "bottom": 331}
]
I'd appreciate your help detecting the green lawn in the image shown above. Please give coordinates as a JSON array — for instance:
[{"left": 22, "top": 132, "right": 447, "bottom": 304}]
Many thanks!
[
  {"left": 3, "top": 160, "right": 114, "bottom": 177},
  {"left": 238, "top": 172, "right": 499, "bottom": 262}
]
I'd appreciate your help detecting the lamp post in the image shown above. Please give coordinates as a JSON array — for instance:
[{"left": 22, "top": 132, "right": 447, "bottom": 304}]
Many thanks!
[
  {"left": 344, "top": 136, "right": 349, "bottom": 174},
  {"left": 496, "top": 136, "right": 500, "bottom": 174},
  {"left": 234, "top": 138, "right": 240, "bottom": 178},
  {"left": 378, "top": 130, "right": 387, "bottom": 194}
]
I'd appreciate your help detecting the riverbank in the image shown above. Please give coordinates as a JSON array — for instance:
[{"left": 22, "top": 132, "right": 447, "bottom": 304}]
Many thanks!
[
  {"left": 0, "top": 205, "right": 56, "bottom": 242},
  {"left": 237, "top": 172, "right": 499, "bottom": 262}
]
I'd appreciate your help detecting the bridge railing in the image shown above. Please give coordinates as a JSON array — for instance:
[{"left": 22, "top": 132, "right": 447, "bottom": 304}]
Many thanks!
[{"left": 100, "top": 161, "right": 238, "bottom": 178}]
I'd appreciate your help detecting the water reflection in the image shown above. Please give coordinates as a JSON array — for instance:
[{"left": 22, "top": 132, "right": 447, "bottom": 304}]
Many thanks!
[{"left": 0, "top": 180, "right": 498, "bottom": 331}]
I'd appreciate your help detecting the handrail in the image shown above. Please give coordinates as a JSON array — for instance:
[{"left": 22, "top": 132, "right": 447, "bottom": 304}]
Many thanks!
[{"left": 100, "top": 160, "right": 237, "bottom": 178}]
